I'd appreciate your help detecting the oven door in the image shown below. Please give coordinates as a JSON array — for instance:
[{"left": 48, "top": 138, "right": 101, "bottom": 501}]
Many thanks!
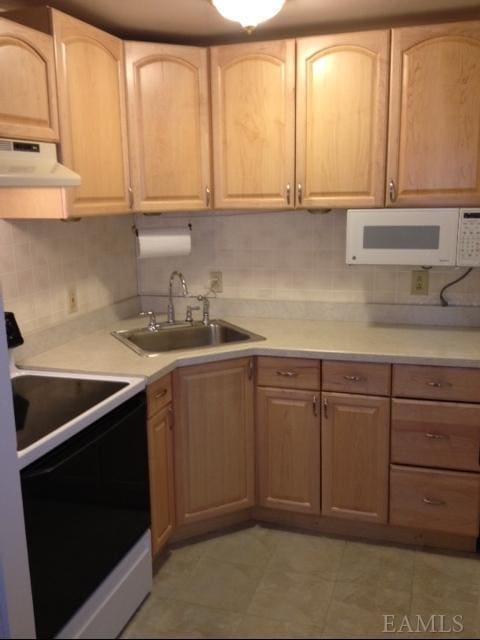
[{"left": 20, "top": 392, "right": 149, "bottom": 639}]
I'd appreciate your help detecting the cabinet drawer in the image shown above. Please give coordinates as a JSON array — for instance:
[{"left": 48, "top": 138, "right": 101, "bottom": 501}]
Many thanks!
[
  {"left": 322, "top": 361, "right": 391, "bottom": 396},
  {"left": 390, "top": 465, "right": 480, "bottom": 536},
  {"left": 147, "top": 374, "right": 172, "bottom": 417},
  {"left": 392, "top": 399, "right": 480, "bottom": 472},
  {"left": 257, "top": 357, "right": 320, "bottom": 390},
  {"left": 393, "top": 365, "right": 480, "bottom": 402}
]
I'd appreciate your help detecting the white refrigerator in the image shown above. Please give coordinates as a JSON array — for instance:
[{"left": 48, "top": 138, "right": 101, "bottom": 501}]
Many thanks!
[{"left": 0, "top": 296, "right": 35, "bottom": 639}]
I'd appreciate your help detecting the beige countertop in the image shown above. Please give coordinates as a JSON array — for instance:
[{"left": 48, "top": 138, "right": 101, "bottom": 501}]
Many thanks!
[{"left": 16, "top": 316, "right": 480, "bottom": 384}]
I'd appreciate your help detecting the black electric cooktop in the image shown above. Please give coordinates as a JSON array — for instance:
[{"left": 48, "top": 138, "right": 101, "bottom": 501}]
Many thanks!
[{"left": 13, "top": 375, "right": 127, "bottom": 451}]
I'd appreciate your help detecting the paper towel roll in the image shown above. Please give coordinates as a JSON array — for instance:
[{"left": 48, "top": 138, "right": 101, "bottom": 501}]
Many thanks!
[{"left": 136, "top": 227, "right": 191, "bottom": 259}]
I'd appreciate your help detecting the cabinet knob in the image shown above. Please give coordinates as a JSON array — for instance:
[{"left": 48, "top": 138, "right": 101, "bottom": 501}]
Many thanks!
[
  {"left": 297, "top": 183, "right": 303, "bottom": 206},
  {"left": 422, "top": 496, "right": 446, "bottom": 507},
  {"left": 388, "top": 180, "right": 397, "bottom": 203},
  {"left": 426, "top": 381, "right": 451, "bottom": 388},
  {"left": 344, "top": 375, "right": 362, "bottom": 382},
  {"left": 286, "top": 183, "right": 291, "bottom": 205},
  {"left": 425, "top": 432, "right": 449, "bottom": 440}
]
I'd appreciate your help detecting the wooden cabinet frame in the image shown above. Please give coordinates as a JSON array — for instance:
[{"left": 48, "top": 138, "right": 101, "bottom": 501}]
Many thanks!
[
  {"left": 173, "top": 358, "right": 255, "bottom": 525},
  {"left": 0, "top": 17, "right": 59, "bottom": 141},
  {"left": 387, "top": 20, "right": 480, "bottom": 207},
  {"left": 125, "top": 41, "right": 212, "bottom": 212},
  {"left": 210, "top": 40, "right": 296, "bottom": 210},
  {"left": 257, "top": 386, "right": 321, "bottom": 514},
  {"left": 296, "top": 30, "right": 390, "bottom": 209}
]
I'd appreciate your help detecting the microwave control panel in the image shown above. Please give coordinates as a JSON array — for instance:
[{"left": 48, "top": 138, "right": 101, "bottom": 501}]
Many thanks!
[{"left": 457, "top": 209, "right": 480, "bottom": 267}]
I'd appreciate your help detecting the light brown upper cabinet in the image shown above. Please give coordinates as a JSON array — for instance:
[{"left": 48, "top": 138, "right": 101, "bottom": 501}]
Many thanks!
[
  {"left": 387, "top": 21, "right": 480, "bottom": 207},
  {"left": 296, "top": 30, "right": 390, "bottom": 209},
  {"left": 210, "top": 40, "right": 296, "bottom": 209},
  {"left": 0, "top": 17, "right": 59, "bottom": 142},
  {"left": 125, "top": 42, "right": 212, "bottom": 212},
  {"left": 52, "top": 10, "right": 131, "bottom": 216}
]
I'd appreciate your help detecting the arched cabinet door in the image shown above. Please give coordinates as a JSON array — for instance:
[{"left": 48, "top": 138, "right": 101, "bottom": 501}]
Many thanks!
[
  {"left": 52, "top": 10, "right": 131, "bottom": 216},
  {"left": 387, "top": 21, "right": 480, "bottom": 207},
  {"left": 0, "top": 17, "right": 59, "bottom": 142},
  {"left": 296, "top": 30, "right": 390, "bottom": 209},
  {"left": 210, "top": 40, "right": 295, "bottom": 210},
  {"left": 125, "top": 42, "right": 212, "bottom": 212}
]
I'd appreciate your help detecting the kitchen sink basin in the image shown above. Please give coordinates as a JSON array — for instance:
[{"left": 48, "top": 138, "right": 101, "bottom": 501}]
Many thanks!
[{"left": 112, "top": 319, "right": 265, "bottom": 357}]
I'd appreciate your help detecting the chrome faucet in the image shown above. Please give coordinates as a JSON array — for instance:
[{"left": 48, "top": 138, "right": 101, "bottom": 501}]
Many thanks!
[
  {"left": 197, "top": 295, "right": 210, "bottom": 326},
  {"left": 139, "top": 310, "right": 158, "bottom": 332},
  {"left": 167, "top": 271, "right": 189, "bottom": 323}
]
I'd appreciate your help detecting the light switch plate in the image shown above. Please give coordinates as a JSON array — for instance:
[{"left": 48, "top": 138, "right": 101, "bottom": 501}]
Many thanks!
[{"left": 209, "top": 271, "right": 223, "bottom": 293}]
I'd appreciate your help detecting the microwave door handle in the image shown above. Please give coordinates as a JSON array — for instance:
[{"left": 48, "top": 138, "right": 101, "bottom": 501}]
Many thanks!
[{"left": 22, "top": 400, "right": 145, "bottom": 480}]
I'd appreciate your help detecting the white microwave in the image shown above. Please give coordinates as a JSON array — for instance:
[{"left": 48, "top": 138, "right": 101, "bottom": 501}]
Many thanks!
[{"left": 346, "top": 208, "right": 480, "bottom": 267}]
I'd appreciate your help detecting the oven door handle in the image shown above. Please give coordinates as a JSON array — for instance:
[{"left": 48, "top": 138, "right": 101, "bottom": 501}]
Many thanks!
[
  {"left": 22, "top": 398, "right": 145, "bottom": 480},
  {"left": 22, "top": 420, "right": 121, "bottom": 479}
]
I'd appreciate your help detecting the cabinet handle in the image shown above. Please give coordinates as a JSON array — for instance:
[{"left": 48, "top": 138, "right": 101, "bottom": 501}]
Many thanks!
[
  {"left": 154, "top": 388, "right": 168, "bottom": 400},
  {"left": 276, "top": 370, "right": 298, "bottom": 377},
  {"left": 248, "top": 358, "right": 254, "bottom": 381},
  {"left": 388, "top": 180, "right": 397, "bottom": 203},
  {"left": 426, "top": 381, "right": 452, "bottom": 388},
  {"left": 128, "top": 186, "right": 134, "bottom": 209},
  {"left": 297, "top": 183, "right": 303, "bottom": 206},
  {"left": 422, "top": 496, "right": 446, "bottom": 507},
  {"left": 425, "top": 432, "right": 449, "bottom": 440},
  {"left": 168, "top": 406, "right": 174, "bottom": 430},
  {"left": 313, "top": 394, "right": 319, "bottom": 417},
  {"left": 286, "top": 183, "right": 291, "bottom": 205},
  {"left": 205, "top": 186, "right": 211, "bottom": 207},
  {"left": 344, "top": 375, "right": 362, "bottom": 382},
  {"left": 323, "top": 397, "right": 328, "bottom": 419}
]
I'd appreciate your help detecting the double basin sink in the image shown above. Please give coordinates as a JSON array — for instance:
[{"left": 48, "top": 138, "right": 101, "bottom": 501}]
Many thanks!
[{"left": 112, "top": 319, "right": 265, "bottom": 357}]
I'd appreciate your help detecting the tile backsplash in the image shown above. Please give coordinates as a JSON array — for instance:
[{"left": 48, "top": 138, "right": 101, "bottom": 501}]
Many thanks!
[
  {"left": 1, "top": 209, "right": 478, "bottom": 340},
  {"left": 0, "top": 215, "right": 138, "bottom": 334},
  {"left": 136, "top": 210, "right": 480, "bottom": 307}
]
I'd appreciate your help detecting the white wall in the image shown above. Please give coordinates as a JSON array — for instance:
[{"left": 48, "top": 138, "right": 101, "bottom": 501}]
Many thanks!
[{"left": 0, "top": 295, "right": 35, "bottom": 639}]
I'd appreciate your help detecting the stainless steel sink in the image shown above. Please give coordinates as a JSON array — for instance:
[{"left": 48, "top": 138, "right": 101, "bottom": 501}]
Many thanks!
[{"left": 112, "top": 319, "right": 265, "bottom": 357}]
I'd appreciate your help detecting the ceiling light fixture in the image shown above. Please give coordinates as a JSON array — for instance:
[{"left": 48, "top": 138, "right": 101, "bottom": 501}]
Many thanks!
[{"left": 212, "top": 0, "right": 286, "bottom": 33}]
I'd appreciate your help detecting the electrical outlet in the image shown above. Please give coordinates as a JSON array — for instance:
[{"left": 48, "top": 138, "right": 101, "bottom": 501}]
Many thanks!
[
  {"left": 411, "top": 270, "right": 429, "bottom": 296},
  {"left": 68, "top": 285, "right": 78, "bottom": 313},
  {"left": 209, "top": 271, "right": 223, "bottom": 293}
]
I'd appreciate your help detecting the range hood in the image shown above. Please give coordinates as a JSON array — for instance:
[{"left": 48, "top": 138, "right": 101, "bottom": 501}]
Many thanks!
[{"left": 0, "top": 138, "right": 81, "bottom": 187}]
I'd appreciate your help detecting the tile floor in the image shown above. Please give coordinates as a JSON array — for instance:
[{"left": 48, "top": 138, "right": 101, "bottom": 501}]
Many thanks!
[{"left": 122, "top": 525, "right": 480, "bottom": 639}]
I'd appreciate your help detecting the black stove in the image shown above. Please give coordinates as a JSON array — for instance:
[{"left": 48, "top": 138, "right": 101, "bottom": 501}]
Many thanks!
[{"left": 13, "top": 375, "right": 127, "bottom": 450}]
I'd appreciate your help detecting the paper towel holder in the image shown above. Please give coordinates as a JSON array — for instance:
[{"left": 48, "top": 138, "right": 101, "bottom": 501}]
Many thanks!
[{"left": 131, "top": 222, "right": 192, "bottom": 236}]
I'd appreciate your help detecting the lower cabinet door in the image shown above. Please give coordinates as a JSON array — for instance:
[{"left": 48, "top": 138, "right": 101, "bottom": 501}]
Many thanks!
[
  {"left": 147, "top": 404, "right": 175, "bottom": 556},
  {"left": 322, "top": 392, "right": 390, "bottom": 523},
  {"left": 390, "top": 464, "right": 480, "bottom": 536},
  {"left": 174, "top": 358, "right": 255, "bottom": 525},
  {"left": 257, "top": 387, "right": 321, "bottom": 514}
]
